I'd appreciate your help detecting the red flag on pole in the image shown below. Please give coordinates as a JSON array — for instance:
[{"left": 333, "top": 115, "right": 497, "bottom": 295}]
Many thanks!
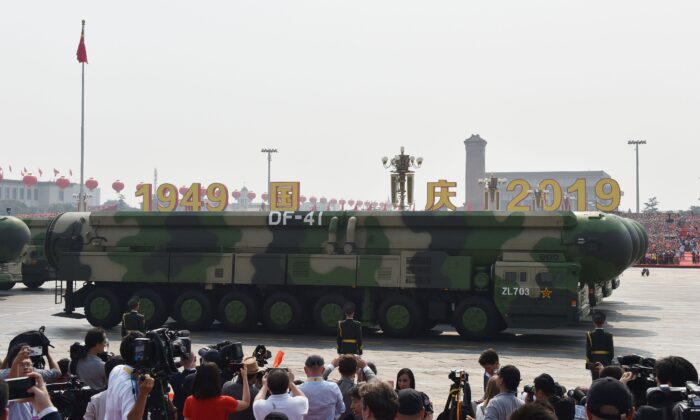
[
  {"left": 38, "top": 169, "right": 43, "bottom": 177},
  {"left": 53, "top": 168, "right": 59, "bottom": 176},
  {"left": 76, "top": 20, "right": 88, "bottom": 63}
]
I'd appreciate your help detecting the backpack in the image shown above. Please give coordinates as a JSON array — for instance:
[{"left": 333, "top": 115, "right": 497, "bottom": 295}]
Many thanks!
[{"left": 8, "top": 326, "right": 53, "bottom": 369}]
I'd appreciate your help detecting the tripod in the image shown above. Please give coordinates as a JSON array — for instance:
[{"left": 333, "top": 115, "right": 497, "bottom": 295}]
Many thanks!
[{"left": 437, "top": 371, "right": 474, "bottom": 420}]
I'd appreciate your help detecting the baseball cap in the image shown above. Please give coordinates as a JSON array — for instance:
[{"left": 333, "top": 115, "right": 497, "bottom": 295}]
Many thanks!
[
  {"left": 586, "top": 377, "right": 633, "bottom": 419},
  {"left": 397, "top": 389, "right": 423, "bottom": 415},
  {"left": 305, "top": 355, "right": 325, "bottom": 367}
]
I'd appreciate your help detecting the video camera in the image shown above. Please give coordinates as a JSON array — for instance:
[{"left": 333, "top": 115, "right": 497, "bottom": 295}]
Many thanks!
[
  {"left": 646, "top": 382, "right": 700, "bottom": 420},
  {"left": 618, "top": 355, "right": 657, "bottom": 406},
  {"left": 46, "top": 377, "right": 98, "bottom": 420},
  {"left": 132, "top": 328, "right": 191, "bottom": 378},
  {"left": 199, "top": 341, "right": 245, "bottom": 381}
]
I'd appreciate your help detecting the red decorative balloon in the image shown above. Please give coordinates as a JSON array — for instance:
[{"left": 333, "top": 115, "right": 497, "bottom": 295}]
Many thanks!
[
  {"left": 320, "top": 197, "right": 327, "bottom": 204},
  {"left": 339, "top": 199, "right": 346, "bottom": 205},
  {"left": 55, "top": 176, "right": 70, "bottom": 190},
  {"left": 300, "top": 196, "right": 307, "bottom": 203},
  {"left": 179, "top": 186, "right": 188, "bottom": 196},
  {"left": 23, "top": 174, "right": 38, "bottom": 188},
  {"left": 0, "top": 172, "right": 3, "bottom": 182},
  {"left": 112, "top": 180, "right": 125, "bottom": 193},
  {"left": 247, "top": 191, "right": 256, "bottom": 200},
  {"left": 330, "top": 198, "right": 337, "bottom": 205},
  {"left": 262, "top": 193, "right": 269, "bottom": 201},
  {"left": 232, "top": 190, "right": 241, "bottom": 199},
  {"left": 364, "top": 201, "right": 371, "bottom": 207},
  {"left": 309, "top": 196, "right": 318, "bottom": 203},
  {"left": 85, "top": 178, "right": 98, "bottom": 191},
  {"left": 348, "top": 199, "right": 355, "bottom": 206}
]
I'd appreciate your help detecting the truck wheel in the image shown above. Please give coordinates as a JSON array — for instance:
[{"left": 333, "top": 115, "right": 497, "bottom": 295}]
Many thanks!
[
  {"left": 313, "top": 294, "right": 348, "bottom": 335},
  {"left": 131, "top": 289, "right": 169, "bottom": 330},
  {"left": 0, "top": 282, "right": 15, "bottom": 291},
  {"left": 451, "top": 297, "right": 502, "bottom": 340},
  {"left": 84, "top": 288, "right": 122, "bottom": 328},
  {"left": 173, "top": 290, "right": 214, "bottom": 330},
  {"left": 22, "top": 280, "right": 45, "bottom": 290},
  {"left": 263, "top": 292, "right": 303, "bottom": 333},
  {"left": 378, "top": 295, "right": 424, "bottom": 338},
  {"left": 217, "top": 291, "right": 258, "bottom": 331}
]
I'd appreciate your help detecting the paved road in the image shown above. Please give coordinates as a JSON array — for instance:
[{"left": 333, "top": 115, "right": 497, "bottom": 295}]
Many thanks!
[{"left": 0, "top": 267, "right": 695, "bottom": 405}]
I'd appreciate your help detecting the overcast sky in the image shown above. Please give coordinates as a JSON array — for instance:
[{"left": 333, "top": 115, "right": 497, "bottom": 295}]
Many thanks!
[{"left": 1, "top": 1, "right": 698, "bottom": 211}]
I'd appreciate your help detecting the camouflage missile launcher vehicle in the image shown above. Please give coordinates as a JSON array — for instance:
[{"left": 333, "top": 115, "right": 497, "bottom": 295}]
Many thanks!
[
  {"left": 45, "top": 210, "right": 646, "bottom": 339},
  {"left": 0, "top": 215, "right": 32, "bottom": 290},
  {"left": 20, "top": 217, "right": 56, "bottom": 289}
]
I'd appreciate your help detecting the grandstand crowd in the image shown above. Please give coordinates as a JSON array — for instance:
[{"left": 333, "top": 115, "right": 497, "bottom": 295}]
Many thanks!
[
  {"left": 1, "top": 327, "right": 698, "bottom": 420},
  {"left": 623, "top": 212, "right": 700, "bottom": 265}
]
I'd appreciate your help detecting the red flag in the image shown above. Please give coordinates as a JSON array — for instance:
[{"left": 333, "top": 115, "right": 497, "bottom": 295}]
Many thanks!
[
  {"left": 53, "top": 168, "right": 59, "bottom": 176},
  {"left": 76, "top": 21, "right": 88, "bottom": 64}
]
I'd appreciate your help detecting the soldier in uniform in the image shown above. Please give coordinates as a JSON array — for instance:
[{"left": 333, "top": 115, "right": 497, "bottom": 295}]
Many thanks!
[
  {"left": 121, "top": 296, "right": 146, "bottom": 337},
  {"left": 586, "top": 311, "right": 614, "bottom": 380},
  {"left": 337, "top": 302, "right": 362, "bottom": 355}
]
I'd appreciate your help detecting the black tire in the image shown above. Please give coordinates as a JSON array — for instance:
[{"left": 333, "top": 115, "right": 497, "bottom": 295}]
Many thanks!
[
  {"left": 313, "top": 294, "right": 349, "bottom": 335},
  {"left": 263, "top": 292, "right": 304, "bottom": 333},
  {"left": 84, "top": 288, "right": 122, "bottom": 328},
  {"left": 130, "top": 289, "right": 169, "bottom": 330},
  {"left": 378, "top": 294, "right": 424, "bottom": 338},
  {"left": 0, "top": 282, "right": 15, "bottom": 291},
  {"left": 451, "top": 296, "right": 503, "bottom": 340},
  {"left": 217, "top": 291, "right": 259, "bottom": 332},
  {"left": 23, "top": 280, "right": 45, "bottom": 290},
  {"left": 173, "top": 290, "right": 214, "bottom": 330}
]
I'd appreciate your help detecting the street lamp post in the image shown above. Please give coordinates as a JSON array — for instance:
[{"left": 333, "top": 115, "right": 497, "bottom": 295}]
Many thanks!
[
  {"left": 627, "top": 140, "right": 647, "bottom": 213},
  {"left": 382, "top": 147, "right": 423, "bottom": 210},
  {"left": 261, "top": 148, "right": 278, "bottom": 210}
]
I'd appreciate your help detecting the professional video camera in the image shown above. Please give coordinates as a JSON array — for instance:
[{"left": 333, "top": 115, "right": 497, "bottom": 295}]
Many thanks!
[
  {"left": 132, "top": 328, "right": 191, "bottom": 420},
  {"left": 436, "top": 370, "right": 474, "bottom": 420},
  {"left": 253, "top": 344, "right": 272, "bottom": 368},
  {"left": 618, "top": 355, "right": 657, "bottom": 406},
  {"left": 46, "top": 377, "right": 98, "bottom": 420},
  {"left": 645, "top": 382, "right": 700, "bottom": 420},
  {"left": 199, "top": 341, "right": 245, "bottom": 381},
  {"left": 567, "top": 387, "right": 588, "bottom": 406},
  {"left": 132, "top": 328, "right": 191, "bottom": 377}
]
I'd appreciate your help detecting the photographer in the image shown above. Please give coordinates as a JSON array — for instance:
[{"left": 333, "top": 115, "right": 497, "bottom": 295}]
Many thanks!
[
  {"left": 70, "top": 327, "right": 109, "bottom": 391},
  {"left": 322, "top": 355, "right": 376, "bottom": 415},
  {"left": 169, "top": 352, "right": 197, "bottom": 420},
  {"left": 222, "top": 357, "right": 260, "bottom": 420},
  {"left": 633, "top": 356, "right": 699, "bottom": 420},
  {"left": 1, "top": 343, "right": 61, "bottom": 383},
  {"left": 481, "top": 365, "right": 523, "bottom": 420},
  {"left": 585, "top": 377, "right": 634, "bottom": 420},
  {"left": 105, "top": 332, "right": 156, "bottom": 420},
  {"left": 532, "top": 374, "right": 575, "bottom": 420},
  {"left": 253, "top": 368, "right": 308, "bottom": 420},
  {"left": 299, "top": 355, "right": 344, "bottom": 420},
  {"left": 183, "top": 362, "right": 250, "bottom": 419}
]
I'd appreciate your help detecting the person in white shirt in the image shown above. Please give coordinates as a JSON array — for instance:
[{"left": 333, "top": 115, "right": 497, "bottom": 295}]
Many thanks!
[
  {"left": 105, "top": 332, "right": 155, "bottom": 420},
  {"left": 253, "top": 368, "right": 308, "bottom": 420},
  {"left": 299, "top": 355, "right": 344, "bottom": 420}
]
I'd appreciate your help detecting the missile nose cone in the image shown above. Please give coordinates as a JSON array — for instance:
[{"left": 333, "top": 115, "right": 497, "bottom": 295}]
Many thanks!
[{"left": 0, "top": 216, "right": 31, "bottom": 263}]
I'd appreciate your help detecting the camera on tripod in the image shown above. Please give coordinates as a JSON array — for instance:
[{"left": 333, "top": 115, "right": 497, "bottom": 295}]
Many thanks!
[
  {"left": 437, "top": 370, "right": 474, "bottom": 420},
  {"left": 132, "top": 328, "right": 191, "bottom": 377},
  {"left": 199, "top": 341, "right": 245, "bottom": 381}
]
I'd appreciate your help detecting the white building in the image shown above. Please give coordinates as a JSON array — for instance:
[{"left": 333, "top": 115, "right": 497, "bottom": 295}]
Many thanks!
[{"left": 0, "top": 178, "right": 101, "bottom": 210}]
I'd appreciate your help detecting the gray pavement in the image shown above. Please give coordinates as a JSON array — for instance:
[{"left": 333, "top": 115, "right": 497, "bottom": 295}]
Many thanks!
[{"left": 0, "top": 267, "right": 695, "bottom": 405}]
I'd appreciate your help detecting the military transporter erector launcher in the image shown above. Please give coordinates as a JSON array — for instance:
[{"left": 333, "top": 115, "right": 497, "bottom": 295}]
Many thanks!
[
  {"left": 0, "top": 215, "right": 31, "bottom": 288},
  {"left": 43, "top": 210, "right": 646, "bottom": 340}
]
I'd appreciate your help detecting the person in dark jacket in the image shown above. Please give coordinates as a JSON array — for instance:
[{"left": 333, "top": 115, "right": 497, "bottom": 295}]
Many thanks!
[
  {"left": 337, "top": 303, "right": 362, "bottom": 355},
  {"left": 586, "top": 312, "right": 614, "bottom": 380},
  {"left": 121, "top": 297, "right": 146, "bottom": 337}
]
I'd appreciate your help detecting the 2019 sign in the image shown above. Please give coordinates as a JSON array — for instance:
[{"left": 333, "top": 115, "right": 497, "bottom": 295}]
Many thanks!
[{"left": 505, "top": 178, "right": 620, "bottom": 212}]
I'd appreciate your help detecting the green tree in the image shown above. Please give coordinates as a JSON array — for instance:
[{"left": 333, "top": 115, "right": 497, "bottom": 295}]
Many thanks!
[{"left": 643, "top": 197, "right": 659, "bottom": 213}]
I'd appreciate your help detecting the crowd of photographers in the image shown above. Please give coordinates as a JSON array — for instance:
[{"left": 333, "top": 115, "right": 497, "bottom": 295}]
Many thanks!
[{"left": 1, "top": 327, "right": 700, "bottom": 420}]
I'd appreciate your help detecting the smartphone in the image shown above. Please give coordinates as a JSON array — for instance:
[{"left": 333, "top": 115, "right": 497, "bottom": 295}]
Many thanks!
[
  {"left": 6, "top": 376, "right": 36, "bottom": 401},
  {"left": 29, "top": 346, "right": 43, "bottom": 357}
]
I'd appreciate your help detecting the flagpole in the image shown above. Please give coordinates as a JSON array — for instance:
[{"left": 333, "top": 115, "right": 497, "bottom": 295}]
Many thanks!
[{"left": 79, "top": 19, "right": 85, "bottom": 211}]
